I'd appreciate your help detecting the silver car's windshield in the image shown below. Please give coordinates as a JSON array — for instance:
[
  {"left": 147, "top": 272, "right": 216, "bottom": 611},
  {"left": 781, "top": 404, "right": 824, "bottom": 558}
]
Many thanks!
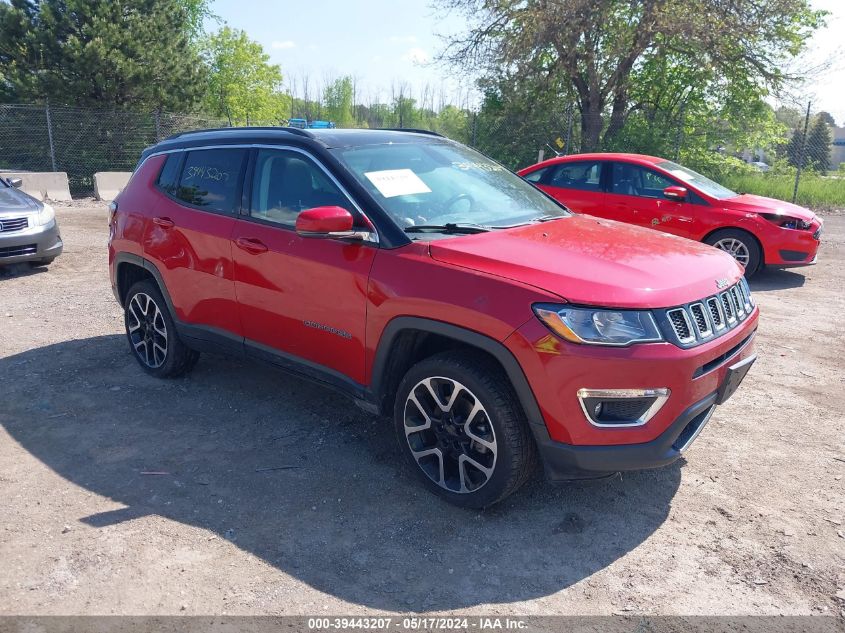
[
  {"left": 331, "top": 141, "right": 568, "bottom": 230},
  {"left": 656, "top": 160, "right": 738, "bottom": 200}
]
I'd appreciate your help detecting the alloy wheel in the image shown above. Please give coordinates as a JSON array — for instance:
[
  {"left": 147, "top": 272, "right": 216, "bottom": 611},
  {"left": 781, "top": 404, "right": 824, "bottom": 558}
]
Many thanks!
[
  {"left": 403, "top": 377, "right": 497, "bottom": 493},
  {"left": 127, "top": 292, "right": 168, "bottom": 368},
  {"left": 713, "top": 238, "right": 750, "bottom": 267}
]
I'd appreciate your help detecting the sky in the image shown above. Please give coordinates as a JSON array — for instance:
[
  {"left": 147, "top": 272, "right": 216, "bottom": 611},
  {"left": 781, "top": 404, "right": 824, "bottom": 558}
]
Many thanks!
[
  {"left": 209, "top": 0, "right": 845, "bottom": 124},
  {"left": 208, "top": 0, "right": 470, "bottom": 105}
]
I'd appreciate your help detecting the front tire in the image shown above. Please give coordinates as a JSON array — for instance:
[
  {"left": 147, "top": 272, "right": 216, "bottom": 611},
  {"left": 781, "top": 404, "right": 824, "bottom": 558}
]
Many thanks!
[
  {"left": 124, "top": 280, "right": 199, "bottom": 378},
  {"left": 705, "top": 229, "right": 761, "bottom": 277},
  {"left": 393, "top": 351, "right": 537, "bottom": 508}
]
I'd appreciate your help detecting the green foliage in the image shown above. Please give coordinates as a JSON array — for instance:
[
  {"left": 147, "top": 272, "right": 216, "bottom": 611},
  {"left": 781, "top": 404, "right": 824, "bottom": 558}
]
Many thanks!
[
  {"left": 202, "top": 26, "right": 287, "bottom": 123},
  {"left": 0, "top": 0, "right": 208, "bottom": 110},
  {"left": 441, "top": 0, "right": 826, "bottom": 154},
  {"left": 434, "top": 105, "right": 470, "bottom": 143},
  {"left": 719, "top": 172, "right": 845, "bottom": 211},
  {"left": 805, "top": 118, "right": 832, "bottom": 172},
  {"left": 323, "top": 77, "right": 355, "bottom": 127}
]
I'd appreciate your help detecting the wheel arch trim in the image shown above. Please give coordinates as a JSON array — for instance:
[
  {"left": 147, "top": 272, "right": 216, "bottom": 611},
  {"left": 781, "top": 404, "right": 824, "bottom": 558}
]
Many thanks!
[
  {"left": 113, "top": 252, "right": 178, "bottom": 316},
  {"left": 369, "top": 317, "right": 547, "bottom": 429}
]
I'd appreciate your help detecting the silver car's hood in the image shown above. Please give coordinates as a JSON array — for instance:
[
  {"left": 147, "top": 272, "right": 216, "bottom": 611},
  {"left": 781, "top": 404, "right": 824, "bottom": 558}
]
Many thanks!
[{"left": 0, "top": 185, "right": 41, "bottom": 215}]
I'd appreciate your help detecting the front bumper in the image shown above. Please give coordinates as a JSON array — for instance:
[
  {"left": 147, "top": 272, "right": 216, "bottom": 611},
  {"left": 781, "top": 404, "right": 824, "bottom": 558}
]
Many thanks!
[
  {"left": 533, "top": 391, "right": 719, "bottom": 480},
  {"left": 0, "top": 219, "right": 63, "bottom": 265},
  {"left": 763, "top": 219, "right": 822, "bottom": 267}
]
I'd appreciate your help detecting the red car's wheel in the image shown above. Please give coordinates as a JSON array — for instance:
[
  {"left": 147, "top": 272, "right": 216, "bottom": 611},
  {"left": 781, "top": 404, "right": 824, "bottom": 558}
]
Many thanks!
[{"left": 705, "top": 229, "right": 761, "bottom": 277}]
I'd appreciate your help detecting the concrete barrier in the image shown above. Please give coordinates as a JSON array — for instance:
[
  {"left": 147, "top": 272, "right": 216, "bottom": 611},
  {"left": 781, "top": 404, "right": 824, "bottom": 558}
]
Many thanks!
[
  {"left": 94, "top": 171, "right": 132, "bottom": 201},
  {"left": 2, "top": 172, "right": 72, "bottom": 202}
]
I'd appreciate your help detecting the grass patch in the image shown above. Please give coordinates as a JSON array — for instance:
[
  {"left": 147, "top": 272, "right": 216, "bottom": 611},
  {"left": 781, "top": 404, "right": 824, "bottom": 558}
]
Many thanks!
[{"left": 719, "top": 172, "right": 845, "bottom": 211}]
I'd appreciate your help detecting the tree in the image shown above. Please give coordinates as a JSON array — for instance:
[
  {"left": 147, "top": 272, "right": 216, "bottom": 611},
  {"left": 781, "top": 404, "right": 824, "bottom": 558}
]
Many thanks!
[
  {"left": 323, "top": 76, "right": 355, "bottom": 127},
  {"left": 0, "top": 0, "right": 209, "bottom": 110},
  {"left": 805, "top": 117, "right": 832, "bottom": 172},
  {"left": 438, "top": 0, "right": 825, "bottom": 152},
  {"left": 786, "top": 127, "right": 808, "bottom": 169},
  {"left": 816, "top": 111, "right": 836, "bottom": 128},
  {"left": 202, "top": 26, "right": 287, "bottom": 124}
]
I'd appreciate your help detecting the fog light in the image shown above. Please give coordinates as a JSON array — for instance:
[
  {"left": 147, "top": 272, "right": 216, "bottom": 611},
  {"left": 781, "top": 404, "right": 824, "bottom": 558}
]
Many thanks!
[{"left": 577, "top": 388, "right": 670, "bottom": 427}]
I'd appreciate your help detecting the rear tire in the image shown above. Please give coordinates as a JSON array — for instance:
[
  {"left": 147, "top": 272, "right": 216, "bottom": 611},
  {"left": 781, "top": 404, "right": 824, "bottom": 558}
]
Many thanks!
[
  {"left": 393, "top": 350, "right": 537, "bottom": 508},
  {"left": 124, "top": 280, "right": 199, "bottom": 378},
  {"left": 705, "top": 229, "right": 761, "bottom": 277}
]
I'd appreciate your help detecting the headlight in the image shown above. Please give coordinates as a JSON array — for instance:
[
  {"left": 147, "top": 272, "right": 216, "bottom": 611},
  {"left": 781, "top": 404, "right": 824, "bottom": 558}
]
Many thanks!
[
  {"left": 760, "top": 213, "right": 812, "bottom": 230},
  {"left": 533, "top": 304, "right": 663, "bottom": 346},
  {"left": 36, "top": 203, "right": 55, "bottom": 226}
]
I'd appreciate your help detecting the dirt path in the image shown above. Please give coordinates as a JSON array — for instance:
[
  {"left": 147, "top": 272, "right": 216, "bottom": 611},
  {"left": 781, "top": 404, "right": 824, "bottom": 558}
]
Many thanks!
[{"left": 0, "top": 205, "right": 843, "bottom": 616}]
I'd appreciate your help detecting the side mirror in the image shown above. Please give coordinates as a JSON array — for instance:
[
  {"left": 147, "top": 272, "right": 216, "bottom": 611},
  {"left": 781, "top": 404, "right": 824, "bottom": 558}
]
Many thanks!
[
  {"left": 296, "top": 206, "right": 357, "bottom": 239},
  {"left": 8, "top": 177, "right": 22, "bottom": 189},
  {"left": 663, "top": 185, "right": 687, "bottom": 201}
]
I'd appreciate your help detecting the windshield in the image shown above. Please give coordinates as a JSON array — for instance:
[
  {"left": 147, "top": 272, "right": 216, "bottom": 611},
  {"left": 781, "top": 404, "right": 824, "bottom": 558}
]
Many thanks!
[
  {"left": 331, "top": 141, "right": 568, "bottom": 230},
  {"left": 656, "top": 160, "right": 738, "bottom": 200}
]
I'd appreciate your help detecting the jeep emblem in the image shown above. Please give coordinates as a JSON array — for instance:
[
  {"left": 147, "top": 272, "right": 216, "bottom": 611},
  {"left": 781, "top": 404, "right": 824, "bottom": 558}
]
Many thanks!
[{"left": 715, "top": 278, "right": 729, "bottom": 289}]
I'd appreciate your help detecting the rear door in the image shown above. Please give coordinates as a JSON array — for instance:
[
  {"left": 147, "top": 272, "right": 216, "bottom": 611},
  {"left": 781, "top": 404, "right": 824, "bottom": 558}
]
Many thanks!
[
  {"left": 531, "top": 160, "right": 607, "bottom": 215},
  {"left": 606, "top": 161, "right": 698, "bottom": 237},
  {"left": 143, "top": 148, "right": 247, "bottom": 339},
  {"left": 231, "top": 147, "right": 376, "bottom": 385}
]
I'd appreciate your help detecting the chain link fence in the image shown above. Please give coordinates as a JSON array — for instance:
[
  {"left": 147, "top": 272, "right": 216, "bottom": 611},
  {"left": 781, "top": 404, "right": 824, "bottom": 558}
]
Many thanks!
[
  {"left": 0, "top": 104, "right": 228, "bottom": 195},
  {"left": 1, "top": 101, "right": 842, "bottom": 207}
]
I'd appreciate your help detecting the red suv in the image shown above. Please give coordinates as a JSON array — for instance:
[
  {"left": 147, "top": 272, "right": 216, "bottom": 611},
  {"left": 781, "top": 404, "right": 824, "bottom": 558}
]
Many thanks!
[
  {"left": 518, "top": 153, "right": 823, "bottom": 276},
  {"left": 109, "top": 129, "right": 758, "bottom": 507}
]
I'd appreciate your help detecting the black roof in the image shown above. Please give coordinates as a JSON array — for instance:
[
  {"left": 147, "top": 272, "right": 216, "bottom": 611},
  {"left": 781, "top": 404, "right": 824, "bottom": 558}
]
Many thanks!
[{"left": 148, "top": 126, "right": 444, "bottom": 156}]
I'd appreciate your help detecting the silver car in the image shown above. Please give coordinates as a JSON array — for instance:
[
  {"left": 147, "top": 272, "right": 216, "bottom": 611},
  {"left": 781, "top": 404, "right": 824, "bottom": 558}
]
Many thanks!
[{"left": 0, "top": 176, "right": 63, "bottom": 267}]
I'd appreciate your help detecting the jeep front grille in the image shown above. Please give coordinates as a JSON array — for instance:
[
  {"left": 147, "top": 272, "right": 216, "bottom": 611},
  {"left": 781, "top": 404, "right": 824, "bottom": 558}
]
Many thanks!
[
  {"left": 706, "top": 297, "right": 725, "bottom": 330},
  {"left": 663, "top": 280, "right": 754, "bottom": 347},
  {"left": 667, "top": 308, "right": 694, "bottom": 344}
]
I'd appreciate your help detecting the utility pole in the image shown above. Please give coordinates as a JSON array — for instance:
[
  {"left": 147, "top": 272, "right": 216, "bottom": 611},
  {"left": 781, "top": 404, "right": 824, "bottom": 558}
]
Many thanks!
[{"left": 45, "top": 99, "right": 57, "bottom": 172}]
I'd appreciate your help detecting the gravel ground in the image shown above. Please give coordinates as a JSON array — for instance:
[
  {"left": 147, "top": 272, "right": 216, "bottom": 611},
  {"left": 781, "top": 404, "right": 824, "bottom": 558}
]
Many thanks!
[{"left": 0, "top": 204, "right": 843, "bottom": 617}]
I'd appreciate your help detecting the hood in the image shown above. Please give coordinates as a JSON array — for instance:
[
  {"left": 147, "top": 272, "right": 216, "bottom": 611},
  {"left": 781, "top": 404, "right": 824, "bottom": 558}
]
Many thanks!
[
  {"left": 725, "top": 193, "right": 816, "bottom": 222},
  {"left": 0, "top": 185, "right": 41, "bottom": 215},
  {"left": 428, "top": 215, "right": 744, "bottom": 308}
]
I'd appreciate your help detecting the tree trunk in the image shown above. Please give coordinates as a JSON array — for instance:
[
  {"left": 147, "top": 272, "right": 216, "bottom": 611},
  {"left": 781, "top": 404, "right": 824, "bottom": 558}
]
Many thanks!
[{"left": 580, "top": 106, "right": 603, "bottom": 152}]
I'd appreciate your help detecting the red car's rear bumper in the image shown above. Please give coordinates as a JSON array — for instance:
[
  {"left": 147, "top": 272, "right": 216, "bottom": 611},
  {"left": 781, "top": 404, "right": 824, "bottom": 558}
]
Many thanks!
[{"left": 506, "top": 309, "right": 759, "bottom": 478}]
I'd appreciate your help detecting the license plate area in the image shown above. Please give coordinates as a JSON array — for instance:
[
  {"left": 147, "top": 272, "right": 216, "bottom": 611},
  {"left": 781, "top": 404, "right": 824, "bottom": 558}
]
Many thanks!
[{"left": 716, "top": 354, "right": 756, "bottom": 404}]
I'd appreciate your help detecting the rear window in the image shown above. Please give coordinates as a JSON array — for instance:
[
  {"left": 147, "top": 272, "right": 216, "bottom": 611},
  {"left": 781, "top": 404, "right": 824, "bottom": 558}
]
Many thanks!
[
  {"left": 174, "top": 149, "right": 247, "bottom": 213},
  {"left": 546, "top": 161, "right": 602, "bottom": 191},
  {"left": 156, "top": 153, "right": 182, "bottom": 195}
]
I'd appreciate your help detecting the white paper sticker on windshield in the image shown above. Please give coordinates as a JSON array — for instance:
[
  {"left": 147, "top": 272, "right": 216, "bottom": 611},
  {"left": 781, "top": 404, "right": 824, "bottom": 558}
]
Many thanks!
[{"left": 364, "top": 169, "right": 432, "bottom": 198}]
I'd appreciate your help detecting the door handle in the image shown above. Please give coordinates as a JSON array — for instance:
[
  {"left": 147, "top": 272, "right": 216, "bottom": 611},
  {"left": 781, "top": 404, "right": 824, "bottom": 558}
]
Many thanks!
[
  {"left": 152, "top": 216, "right": 174, "bottom": 229},
  {"left": 235, "top": 237, "right": 268, "bottom": 254}
]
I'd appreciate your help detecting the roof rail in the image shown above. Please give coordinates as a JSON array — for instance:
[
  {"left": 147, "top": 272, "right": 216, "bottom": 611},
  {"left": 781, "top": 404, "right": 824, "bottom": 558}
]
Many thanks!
[
  {"left": 164, "top": 126, "right": 314, "bottom": 141},
  {"left": 378, "top": 128, "right": 444, "bottom": 137}
]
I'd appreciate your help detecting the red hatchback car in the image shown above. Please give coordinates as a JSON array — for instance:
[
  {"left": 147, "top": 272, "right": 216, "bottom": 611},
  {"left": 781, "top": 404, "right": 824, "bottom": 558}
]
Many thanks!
[{"left": 518, "top": 153, "right": 823, "bottom": 276}]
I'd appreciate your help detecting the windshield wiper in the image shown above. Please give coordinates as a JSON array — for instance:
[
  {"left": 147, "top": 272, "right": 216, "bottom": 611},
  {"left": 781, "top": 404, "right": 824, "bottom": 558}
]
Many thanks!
[{"left": 404, "top": 223, "right": 491, "bottom": 234}]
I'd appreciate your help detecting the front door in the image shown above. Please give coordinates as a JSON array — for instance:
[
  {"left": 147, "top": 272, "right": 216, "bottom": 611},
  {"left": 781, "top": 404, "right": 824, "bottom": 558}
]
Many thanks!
[
  {"left": 231, "top": 148, "right": 376, "bottom": 385},
  {"left": 606, "top": 162, "right": 698, "bottom": 238}
]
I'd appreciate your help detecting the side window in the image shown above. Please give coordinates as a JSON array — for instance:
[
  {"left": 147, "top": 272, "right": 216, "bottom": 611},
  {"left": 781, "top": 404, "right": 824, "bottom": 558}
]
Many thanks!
[
  {"left": 546, "top": 161, "right": 602, "bottom": 191},
  {"left": 522, "top": 167, "right": 547, "bottom": 183},
  {"left": 156, "top": 153, "right": 182, "bottom": 195},
  {"left": 175, "top": 149, "right": 247, "bottom": 213},
  {"left": 611, "top": 163, "right": 676, "bottom": 198},
  {"left": 250, "top": 149, "right": 352, "bottom": 226}
]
